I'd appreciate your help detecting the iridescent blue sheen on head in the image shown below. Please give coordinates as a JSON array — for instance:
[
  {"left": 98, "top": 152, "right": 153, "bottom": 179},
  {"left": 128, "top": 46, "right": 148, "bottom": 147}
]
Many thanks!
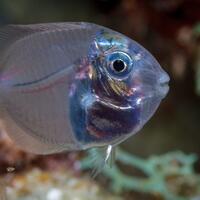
[{"left": 69, "top": 27, "right": 169, "bottom": 148}]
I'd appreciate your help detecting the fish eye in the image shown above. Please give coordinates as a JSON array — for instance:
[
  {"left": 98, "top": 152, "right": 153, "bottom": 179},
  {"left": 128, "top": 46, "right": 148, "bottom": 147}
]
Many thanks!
[
  {"left": 106, "top": 51, "right": 132, "bottom": 79},
  {"left": 112, "top": 59, "right": 127, "bottom": 73}
]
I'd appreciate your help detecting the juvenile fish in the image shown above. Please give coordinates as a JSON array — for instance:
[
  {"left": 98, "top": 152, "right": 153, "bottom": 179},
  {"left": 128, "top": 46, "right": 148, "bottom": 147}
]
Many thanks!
[{"left": 0, "top": 22, "right": 169, "bottom": 160}]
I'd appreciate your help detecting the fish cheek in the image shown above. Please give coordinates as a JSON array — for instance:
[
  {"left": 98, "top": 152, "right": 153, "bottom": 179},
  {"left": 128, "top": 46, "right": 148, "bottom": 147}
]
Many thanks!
[
  {"left": 86, "top": 101, "right": 141, "bottom": 144},
  {"left": 69, "top": 80, "right": 141, "bottom": 146}
]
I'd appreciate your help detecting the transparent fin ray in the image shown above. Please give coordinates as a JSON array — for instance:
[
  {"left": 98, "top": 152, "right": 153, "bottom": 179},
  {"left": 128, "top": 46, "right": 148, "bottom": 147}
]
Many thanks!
[{"left": 90, "top": 145, "right": 116, "bottom": 178}]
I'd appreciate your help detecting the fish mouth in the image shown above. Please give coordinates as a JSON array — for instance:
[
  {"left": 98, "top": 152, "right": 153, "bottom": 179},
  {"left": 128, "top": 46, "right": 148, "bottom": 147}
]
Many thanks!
[{"left": 158, "top": 84, "right": 169, "bottom": 99}]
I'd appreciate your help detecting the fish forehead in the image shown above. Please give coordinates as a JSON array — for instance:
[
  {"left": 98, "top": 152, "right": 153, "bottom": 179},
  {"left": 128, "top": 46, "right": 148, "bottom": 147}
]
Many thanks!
[
  {"left": 92, "top": 28, "right": 152, "bottom": 69},
  {"left": 94, "top": 29, "right": 130, "bottom": 52}
]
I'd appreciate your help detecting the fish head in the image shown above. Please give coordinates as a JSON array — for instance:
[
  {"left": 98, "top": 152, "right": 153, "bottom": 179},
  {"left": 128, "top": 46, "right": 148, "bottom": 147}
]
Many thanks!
[{"left": 70, "top": 27, "right": 170, "bottom": 148}]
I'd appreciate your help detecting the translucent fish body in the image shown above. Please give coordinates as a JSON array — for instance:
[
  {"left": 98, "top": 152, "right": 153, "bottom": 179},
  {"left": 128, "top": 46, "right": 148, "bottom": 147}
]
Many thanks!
[{"left": 0, "top": 22, "right": 169, "bottom": 154}]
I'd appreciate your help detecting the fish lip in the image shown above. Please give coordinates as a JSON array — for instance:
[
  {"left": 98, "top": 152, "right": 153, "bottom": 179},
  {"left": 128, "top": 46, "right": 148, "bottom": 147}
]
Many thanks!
[{"left": 157, "top": 83, "right": 169, "bottom": 99}]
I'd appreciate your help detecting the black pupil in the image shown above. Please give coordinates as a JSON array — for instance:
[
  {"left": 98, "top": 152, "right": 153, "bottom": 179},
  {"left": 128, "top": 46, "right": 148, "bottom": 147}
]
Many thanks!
[{"left": 112, "top": 60, "right": 125, "bottom": 72}]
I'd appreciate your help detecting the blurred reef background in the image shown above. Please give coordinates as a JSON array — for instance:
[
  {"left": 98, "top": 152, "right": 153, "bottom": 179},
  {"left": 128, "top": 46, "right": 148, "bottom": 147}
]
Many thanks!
[{"left": 0, "top": 0, "right": 200, "bottom": 200}]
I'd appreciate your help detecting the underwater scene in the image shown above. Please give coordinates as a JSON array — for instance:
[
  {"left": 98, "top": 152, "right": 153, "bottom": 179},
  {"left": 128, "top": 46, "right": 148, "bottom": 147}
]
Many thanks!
[{"left": 0, "top": 0, "right": 199, "bottom": 200}]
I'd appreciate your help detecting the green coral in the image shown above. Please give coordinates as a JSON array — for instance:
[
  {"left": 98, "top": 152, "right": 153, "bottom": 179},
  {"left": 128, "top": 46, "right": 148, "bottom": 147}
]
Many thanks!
[{"left": 81, "top": 148, "right": 200, "bottom": 200}]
